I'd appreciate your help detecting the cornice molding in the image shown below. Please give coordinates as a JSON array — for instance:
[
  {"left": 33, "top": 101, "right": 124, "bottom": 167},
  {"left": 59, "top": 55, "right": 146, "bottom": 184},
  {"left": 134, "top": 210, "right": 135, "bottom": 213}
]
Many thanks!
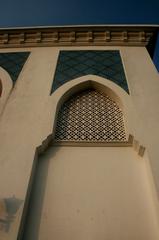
[{"left": 0, "top": 25, "right": 158, "bottom": 48}]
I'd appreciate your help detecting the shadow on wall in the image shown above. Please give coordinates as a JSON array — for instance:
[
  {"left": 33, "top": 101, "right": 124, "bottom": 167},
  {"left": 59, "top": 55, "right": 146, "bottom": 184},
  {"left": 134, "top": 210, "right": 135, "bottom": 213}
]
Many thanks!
[
  {"left": 0, "top": 196, "right": 23, "bottom": 233},
  {"left": 19, "top": 146, "right": 60, "bottom": 240}
]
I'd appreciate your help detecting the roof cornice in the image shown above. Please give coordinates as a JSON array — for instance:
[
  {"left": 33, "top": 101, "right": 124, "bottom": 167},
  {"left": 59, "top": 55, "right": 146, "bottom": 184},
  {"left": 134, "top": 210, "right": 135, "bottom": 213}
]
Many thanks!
[{"left": 0, "top": 25, "right": 158, "bottom": 48}]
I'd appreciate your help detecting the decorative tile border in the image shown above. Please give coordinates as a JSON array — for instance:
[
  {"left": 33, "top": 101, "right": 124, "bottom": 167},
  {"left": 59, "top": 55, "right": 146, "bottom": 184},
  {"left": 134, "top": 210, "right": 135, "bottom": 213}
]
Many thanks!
[
  {"left": 0, "top": 52, "right": 30, "bottom": 84},
  {"left": 51, "top": 50, "right": 129, "bottom": 93}
]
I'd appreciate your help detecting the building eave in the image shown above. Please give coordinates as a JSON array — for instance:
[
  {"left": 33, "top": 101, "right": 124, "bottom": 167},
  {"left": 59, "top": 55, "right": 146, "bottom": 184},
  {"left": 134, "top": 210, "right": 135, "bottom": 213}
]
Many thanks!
[{"left": 0, "top": 25, "right": 158, "bottom": 48}]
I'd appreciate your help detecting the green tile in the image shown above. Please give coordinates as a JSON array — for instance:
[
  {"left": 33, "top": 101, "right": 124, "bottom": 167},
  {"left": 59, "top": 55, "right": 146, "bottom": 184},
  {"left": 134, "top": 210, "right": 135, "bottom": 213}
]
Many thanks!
[
  {"left": 51, "top": 50, "right": 129, "bottom": 94},
  {"left": 0, "top": 52, "right": 30, "bottom": 84}
]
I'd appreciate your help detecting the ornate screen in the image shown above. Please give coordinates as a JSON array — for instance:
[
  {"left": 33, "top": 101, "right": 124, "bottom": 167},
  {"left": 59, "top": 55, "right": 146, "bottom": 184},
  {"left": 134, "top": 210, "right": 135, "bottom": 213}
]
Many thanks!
[{"left": 55, "top": 89, "right": 126, "bottom": 142}]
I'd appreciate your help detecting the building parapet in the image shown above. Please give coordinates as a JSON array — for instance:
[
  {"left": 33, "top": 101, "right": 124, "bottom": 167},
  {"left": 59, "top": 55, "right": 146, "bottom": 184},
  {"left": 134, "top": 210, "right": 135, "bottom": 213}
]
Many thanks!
[{"left": 0, "top": 25, "right": 158, "bottom": 48}]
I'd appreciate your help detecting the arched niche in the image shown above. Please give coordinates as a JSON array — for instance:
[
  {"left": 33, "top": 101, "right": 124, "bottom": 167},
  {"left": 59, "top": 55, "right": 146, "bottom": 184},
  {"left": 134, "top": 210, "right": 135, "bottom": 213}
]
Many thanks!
[
  {"left": 50, "top": 75, "right": 133, "bottom": 141},
  {"left": 0, "top": 67, "right": 13, "bottom": 115},
  {"left": 19, "top": 77, "right": 159, "bottom": 240}
]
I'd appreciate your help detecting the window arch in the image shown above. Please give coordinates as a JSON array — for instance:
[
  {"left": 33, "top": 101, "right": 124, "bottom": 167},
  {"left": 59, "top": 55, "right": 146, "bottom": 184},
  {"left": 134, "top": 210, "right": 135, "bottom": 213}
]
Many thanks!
[{"left": 55, "top": 88, "right": 126, "bottom": 143}]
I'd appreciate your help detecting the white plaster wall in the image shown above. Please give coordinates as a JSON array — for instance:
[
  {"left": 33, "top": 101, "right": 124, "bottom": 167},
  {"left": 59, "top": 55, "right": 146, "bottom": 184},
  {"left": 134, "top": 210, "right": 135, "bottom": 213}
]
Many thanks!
[
  {"left": 0, "top": 47, "right": 59, "bottom": 240},
  {"left": 121, "top": 47, "right": 159, "bottom": 194},
  {"left": 23, "top": 146, "right": 159, "bottom": 240},
  {"left": 0, "top": 46, "right": 158, "bottom": 239}
]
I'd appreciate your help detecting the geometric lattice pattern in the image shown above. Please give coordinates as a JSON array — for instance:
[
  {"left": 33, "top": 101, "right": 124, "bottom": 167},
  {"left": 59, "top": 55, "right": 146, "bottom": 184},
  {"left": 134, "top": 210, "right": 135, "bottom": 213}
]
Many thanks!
[
  {"left": 0, "top": 52, "right": 30, "bottom": 84},
  {"left": 55, "top": 89, "right": 126, "bottom": 142},
  {"left": 51, "top": 50, "right": 129, "bottom": 94}
]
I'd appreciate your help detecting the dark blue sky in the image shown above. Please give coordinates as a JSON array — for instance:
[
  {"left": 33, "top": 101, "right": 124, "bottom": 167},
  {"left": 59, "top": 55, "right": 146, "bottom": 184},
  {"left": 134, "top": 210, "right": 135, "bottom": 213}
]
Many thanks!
[
  {"left": 0, "top": 0, "right": 159, "bottom": 27},
  {"left": 0, "top": 0, "right": 159, "bottom": 70}
]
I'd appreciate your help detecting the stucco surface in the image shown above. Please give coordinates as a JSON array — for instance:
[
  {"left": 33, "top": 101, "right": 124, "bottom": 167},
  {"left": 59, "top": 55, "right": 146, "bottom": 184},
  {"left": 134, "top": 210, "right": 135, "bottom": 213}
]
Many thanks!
[
  {"left": 121, "top": 47, "right": 159, "bottom": 193},
  {"left": 23, "top": 146, "right": 159, "bottom": 240},
  {"left": 0, "top": 46, "right": 159, "bottom": 239}
]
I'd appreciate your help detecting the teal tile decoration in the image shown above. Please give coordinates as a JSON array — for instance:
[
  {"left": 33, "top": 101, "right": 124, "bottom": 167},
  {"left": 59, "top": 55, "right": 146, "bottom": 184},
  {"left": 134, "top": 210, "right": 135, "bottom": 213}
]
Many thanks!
[
  {"left": 0, "top": 52, "right": 30, "bottom": 84},
  {"left": 51, "top": 50, "right": 129, "bottom": 94}
]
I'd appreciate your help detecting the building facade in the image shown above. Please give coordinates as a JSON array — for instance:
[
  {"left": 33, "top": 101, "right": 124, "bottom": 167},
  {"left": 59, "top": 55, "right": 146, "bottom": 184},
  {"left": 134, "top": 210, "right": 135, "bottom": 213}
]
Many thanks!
[{"left": 0, "top": 25, "right": 159, "bottom": 240}]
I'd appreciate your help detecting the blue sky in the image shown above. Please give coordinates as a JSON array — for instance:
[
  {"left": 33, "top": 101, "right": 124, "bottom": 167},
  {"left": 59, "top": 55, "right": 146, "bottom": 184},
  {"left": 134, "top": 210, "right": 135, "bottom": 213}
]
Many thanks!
[
  {"left": 0, "top": 0, "right": 159, "bottom": 27},
  {"left": 0, "top": 0, "right": 159, "bottom": 70}
]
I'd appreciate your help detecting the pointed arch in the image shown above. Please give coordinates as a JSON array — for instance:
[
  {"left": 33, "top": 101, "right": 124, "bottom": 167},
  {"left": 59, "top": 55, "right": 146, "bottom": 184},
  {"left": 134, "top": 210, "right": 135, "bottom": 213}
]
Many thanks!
[
  {"left": 50, "top": 75, "right": 134, "bottom": 139},
  {"left": 0, "top": 67, "right": 13, "bottom": 114}
]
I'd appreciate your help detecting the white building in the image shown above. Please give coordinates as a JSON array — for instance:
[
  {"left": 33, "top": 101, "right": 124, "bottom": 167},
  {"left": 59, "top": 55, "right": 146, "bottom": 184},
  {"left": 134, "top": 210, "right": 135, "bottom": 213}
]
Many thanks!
[{"left": 0, "top": 25, "right": 159, "bottom": 240}]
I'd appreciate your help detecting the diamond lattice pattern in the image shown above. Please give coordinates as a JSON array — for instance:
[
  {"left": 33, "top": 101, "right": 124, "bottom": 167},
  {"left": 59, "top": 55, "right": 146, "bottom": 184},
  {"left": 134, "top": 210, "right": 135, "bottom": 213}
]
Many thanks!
[
  {"left": 0, "top": 52, "right": 30, "bottom": 84},
  {"left": 52, "top": 50, "right": 129, "bottom": 93},
  {"left": 55, "top": 89, "right": 126, "bottom": 142}
]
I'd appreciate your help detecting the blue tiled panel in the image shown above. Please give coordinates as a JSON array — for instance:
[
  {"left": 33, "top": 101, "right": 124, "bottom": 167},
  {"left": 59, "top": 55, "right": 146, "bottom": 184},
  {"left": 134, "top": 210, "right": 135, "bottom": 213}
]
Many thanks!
[
  {"left": 51, "top": 50, "right": 129, "bottom": 94},
  {"left": 0, "top": 52, "right": 30, "bottom": 84}
]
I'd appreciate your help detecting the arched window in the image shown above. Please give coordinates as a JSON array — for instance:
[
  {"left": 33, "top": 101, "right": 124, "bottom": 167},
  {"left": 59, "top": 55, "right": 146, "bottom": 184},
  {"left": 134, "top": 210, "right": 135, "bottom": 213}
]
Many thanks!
[{"left": 55, "top": 88, "right": 126, "bottom": 142}]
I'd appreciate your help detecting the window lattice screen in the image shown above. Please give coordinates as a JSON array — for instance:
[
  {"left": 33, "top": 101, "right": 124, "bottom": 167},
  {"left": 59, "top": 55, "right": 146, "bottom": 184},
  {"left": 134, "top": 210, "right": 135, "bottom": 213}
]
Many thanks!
[{"left": 55, "top": 89, "right": 126, "bottom": 142}]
